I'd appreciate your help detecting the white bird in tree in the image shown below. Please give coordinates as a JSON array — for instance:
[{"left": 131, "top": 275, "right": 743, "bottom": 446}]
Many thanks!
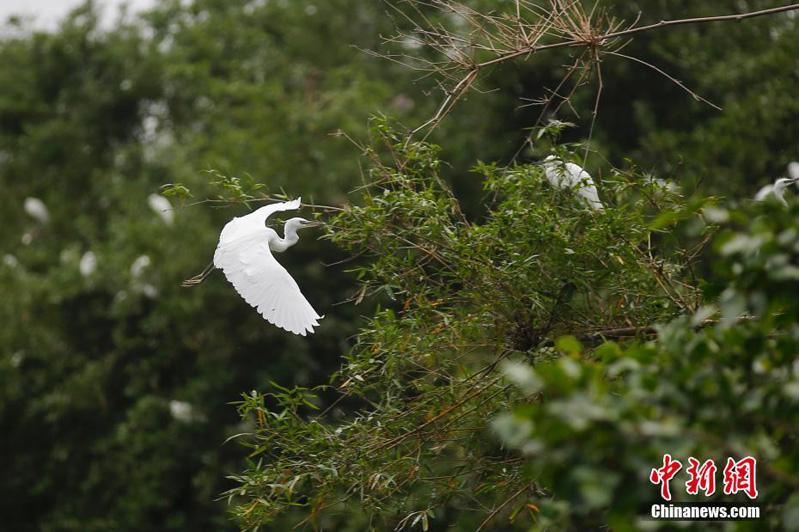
[
  {"left": 148, "top": 193, "right": 175, "bottom": 225},
  {"left": 24, "top": 197, "right": 50, "bottom": 224},
  {"left": 788, "top": 162, "right": 799, "bottom": 181},
  {"left": 183, "top": 198, "right": 323, "bottom": 336},
  {"left": 754, "top": 177, "right": 799, "bottom": 206},
  {"left": 540, "top": 156, "right": 604, "bottom": 211}
]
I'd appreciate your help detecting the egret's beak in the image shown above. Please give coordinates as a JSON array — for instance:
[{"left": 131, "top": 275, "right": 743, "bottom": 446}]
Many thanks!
[{"left": 301, "top": 220, "right": 324, "bottom": 228}]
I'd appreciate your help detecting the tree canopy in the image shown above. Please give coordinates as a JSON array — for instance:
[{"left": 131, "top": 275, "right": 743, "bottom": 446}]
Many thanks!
[{"left": 2, "top": 1, "right": 799, "bottom": 530}]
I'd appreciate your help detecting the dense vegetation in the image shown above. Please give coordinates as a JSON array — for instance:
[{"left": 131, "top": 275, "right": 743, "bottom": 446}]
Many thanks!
[{"left": 1, "top": 1, "right": 798, "bottom": 530}]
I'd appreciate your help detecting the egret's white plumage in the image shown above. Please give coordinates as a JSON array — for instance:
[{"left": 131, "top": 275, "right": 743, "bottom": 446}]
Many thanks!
[
  {"left": 541, "top": 156, "right": 603, "bottom": 210},
  {"left": 80, "top": 251, "right": 97, "bottom": 277},
  {"left": 24, "top": 197, "right": 50, "bottom": 224},
  {"left": 211, "top": 198, "right": 322, "bottom": 336},
  {"left": 131, "top": 255, "right": 151, "bottom": 277},
  {"left": 788, "top": 162, "right": 799, "bottom": 181},
  {"left": 169, "top": 400, "right": 197, "bottom": 423},
  {"left": 148, "top": 194, "right": 174, "bottom": 225},
  {"left": 754, "top": 177, "right": 798, "bottom": 206}
]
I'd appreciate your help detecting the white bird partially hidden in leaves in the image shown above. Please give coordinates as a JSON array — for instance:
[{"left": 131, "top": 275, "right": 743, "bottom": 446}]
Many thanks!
[
  {"left": 754, "top": 177, "right": 799, "bottom": 206},
  {"left": 539, "top": 155, "right": 604, "bottom": 211},
  {"left": 183, "top": 198, "right": 323, "bottom": 336}
]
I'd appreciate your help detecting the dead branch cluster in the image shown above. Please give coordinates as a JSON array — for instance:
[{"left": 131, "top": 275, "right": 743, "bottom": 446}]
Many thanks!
[{"left": 378, "top": 1, "right": 799, "bottom": 139}]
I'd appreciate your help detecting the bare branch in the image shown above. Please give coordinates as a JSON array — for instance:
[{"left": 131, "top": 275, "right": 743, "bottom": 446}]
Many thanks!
[
  {"left": 382, "top": 1, "right": 799, "bottom": 137},
  {"left": 606, "top": 51, "right": 722, "bottom": 111}
]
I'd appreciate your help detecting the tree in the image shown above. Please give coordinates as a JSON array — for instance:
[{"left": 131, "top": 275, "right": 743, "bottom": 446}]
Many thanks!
[
  {"left": 3, "top": 0, "right": 799, "bottom": 530},
  {"left": 221, "top": 1, "right": 799, "bottom": 529},
  {"left": 0, "top": 1, "right": 435, "bottom": 530},
  {"left": 495, "top": 200, "right": 799, "bottom": 530},
  {"left": 227, "top": 120, "right": 715, "bottom": 529}
]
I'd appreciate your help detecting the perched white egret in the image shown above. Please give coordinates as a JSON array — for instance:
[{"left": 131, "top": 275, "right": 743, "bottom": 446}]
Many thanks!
[
  {"left": 184, "top": 198, "right": 323, "bottom": 336},
  {"left": 754, "top": 177, "right": 798, "bottom": 206},
  {"left": 24, "top": 197, "right": 50, "bottom": 224},
  {"left": 80, "top": 251, "right": 97, "bottom": 277},
  {"left": 130, "top": 255, "right": 151, "bottom": 277},
  {"left": 168, "top": 400, "right": 203, "bottom": 423},
  {"left": 540, "top": 156, "right": 604, "bottom": 210},
  {"left": 644, "top": 175, "right": 680, "bottom": 195},
  {"left": 148, "top": 193, "right": 174, "bottom": 225}
]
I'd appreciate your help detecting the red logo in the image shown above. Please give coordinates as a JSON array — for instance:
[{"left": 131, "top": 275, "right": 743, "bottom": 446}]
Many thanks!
[
  {"left": 650, "top": 455, "right": 757, "bottom": 500},
  {"left": 686, "top": 457, "right": 717, "bottom": 496},
  {"left": 722, "top": 456, "right": 758, "bottom": 499},
  {"left": 650, "top": 454, "right": 682, "bottom": 501}
]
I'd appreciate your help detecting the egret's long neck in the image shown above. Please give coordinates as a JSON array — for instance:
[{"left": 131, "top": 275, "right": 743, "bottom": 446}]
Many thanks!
[
  {"left": 270, "top": 222, "right": 300, "bottom": 253},
  {"left": 774, "top": 185, "right": 788, "bottom": 206}
]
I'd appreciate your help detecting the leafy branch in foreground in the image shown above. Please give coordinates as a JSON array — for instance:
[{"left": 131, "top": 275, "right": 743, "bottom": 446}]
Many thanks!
[
  {"left": 225, "top": 120, "right": 712, "bottom": 530},
  {"left": 495, "top": 201, "right": 799, "bottom": 530}
]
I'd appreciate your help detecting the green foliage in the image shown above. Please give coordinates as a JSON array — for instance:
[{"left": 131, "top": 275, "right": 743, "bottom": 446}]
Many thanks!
[
  {"left": 3, "top": 0, "right": 799, "bottom": 530},
  {"left": 204, "top": 170, "right": 266, "bottom": 206},
  {"left": 0, "top": 2, "right": 422, "bottom": 530},
  {"left": 227, "top": 121, "right": 710, "bottom": 529},
  {"left": 494, "top": 201, "right": 799, "bottom": 530}
]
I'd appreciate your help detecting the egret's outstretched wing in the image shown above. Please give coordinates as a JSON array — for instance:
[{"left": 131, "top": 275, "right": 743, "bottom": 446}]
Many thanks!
[{"left": 215, "top": 236, "right": 322, "bottom": 336}]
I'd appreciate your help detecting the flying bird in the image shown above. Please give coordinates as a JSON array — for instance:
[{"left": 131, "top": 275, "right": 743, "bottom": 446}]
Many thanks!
[
  {"left": 539, "top": 156, "right": 604, "bottom": 210},
  {"left": 754, "top": 177, "right": 798, "bottom": 207},
  {"left": 183, "top": 198, "right": 323, "bottom": 336}
]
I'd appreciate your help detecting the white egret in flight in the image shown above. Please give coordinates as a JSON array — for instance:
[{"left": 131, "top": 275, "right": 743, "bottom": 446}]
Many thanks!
[
  {"left": 184, "top": 198, "right": 323, "bottom": 336},
  {"left": 754, "top": 177, "right": 798, "bottom": 206},
  {"left": 539, "top": 156, "right": 603, "bottom": 210}
]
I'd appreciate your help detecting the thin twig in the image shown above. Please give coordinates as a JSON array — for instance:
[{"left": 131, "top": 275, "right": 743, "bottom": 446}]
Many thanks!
[
  {"left": 396, "top": 2, "right": 799, "bottom": 137},
  {"left": 475, "top": 482, "right": 534, "bottom": 532},
  {"left": 606, "top": 50, "right": 722, "bottom": 111}
]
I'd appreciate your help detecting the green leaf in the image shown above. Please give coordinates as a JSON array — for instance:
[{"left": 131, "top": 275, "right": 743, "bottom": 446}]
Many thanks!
[{"left": 556, "top": 335, "right": 582, "bottom": 356}]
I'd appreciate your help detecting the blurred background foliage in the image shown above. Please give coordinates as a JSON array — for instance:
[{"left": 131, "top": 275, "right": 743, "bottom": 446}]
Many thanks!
[{"left": 0, "top": 0, "right": 798, "bottom": 530}]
